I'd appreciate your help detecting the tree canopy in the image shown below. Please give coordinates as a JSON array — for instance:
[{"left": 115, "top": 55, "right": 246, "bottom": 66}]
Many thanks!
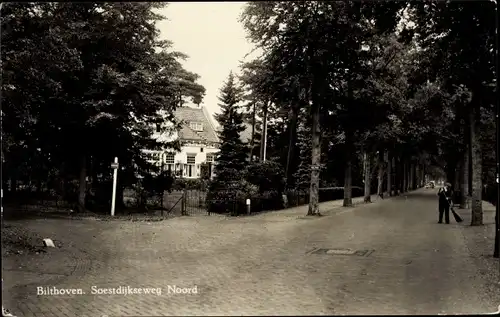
[{"left": 1, "top": 3, "right": 205, "bottom": 211}]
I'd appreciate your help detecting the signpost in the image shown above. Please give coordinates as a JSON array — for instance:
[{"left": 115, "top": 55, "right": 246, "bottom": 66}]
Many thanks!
[{"left": 110, "top": 157, "right": 119, "bottom": 216}]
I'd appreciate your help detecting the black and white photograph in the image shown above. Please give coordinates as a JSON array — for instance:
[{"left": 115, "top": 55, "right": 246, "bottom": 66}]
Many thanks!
[{"left": 1, "top": 1, "right": 499, "bottom": 316}]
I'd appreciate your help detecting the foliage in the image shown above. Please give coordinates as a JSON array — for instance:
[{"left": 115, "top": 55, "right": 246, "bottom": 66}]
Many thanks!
[
  {"left": 142, "top": 171, "right": 175, "bottom": 196},
  {"left": 1, "top": 3, "right": 205, "bottom": 211},
  {"left": 206, "top": 179, "right": 258, "bottom": 216},
  {"left": 245, "top": 160, "right": 286, "bottom": 193},
  {"left": 293, "top": 109, "right": 313, "bottom": 190},
  {"left": 206, "top": 73, "right": 252, "bottom": 215},
  {"left": 212, "top": 72, "right": 248, "bottom": 179},
  {"left": 171, "top": 178, "right": 208, "bottom": 191}
]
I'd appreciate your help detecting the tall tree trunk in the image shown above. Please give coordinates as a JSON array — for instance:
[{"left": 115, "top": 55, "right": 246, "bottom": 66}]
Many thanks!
[
  {"left": 78, "top": 156, "right": 87, "bottom": 213},
  {"left": 412, "top": 164, "right": 415, "bottom": 189},
  {"left": 458, "top": 153, "right": 464, "bottom": 206},
  {"left": 259, "top": 101, "right": 269, "bottom": 162},
  {"left": 406, "top": 161, "right": 410, "bottom": 191},
  {"left": 468, "top": 135, "right": 473, "bottom": 196},
  {"left": 422, "top": 165, "right": 426, "bottom": 187},
  {"left": 377, "top": 150, "right": 384, "bottom": 197},
  {"left": 418, "top": 164, "right": 422, "bottom": 187},
  {"left": 399, "top": 158, "right": 404, "bottom": 194},
  {"left": 415, "top": 164, "right": 418, "bottom": 188},
  {"left": 420, "top": 164, "right": 424, "bottom": 187},
  {"left": 394, "top": 156, "right": 400, "bottom": 196},
  {"left": 460, "top": 145, "right": 470, "bottom": 209},
  {"left": 285, "top": 106, "right": 298, "bottom": 188},
  {"left": 414, "top": 164, "right": 417, "bottom": 189},
  {"left": 454, "top": 162, "right": 461, "bottom": 193},
  {"left": 409, "top": 163, "right": 412, "bottom": 190},
  {"left": 418, "top": 164, "right": 421, "bottom": 187},
  {"left": 363, "top": 151, "right": 371, "bottom": 202},
  {"left": 470, "top": 109, "right": 483, "bottom": 225},
  {"left": 307, "top": 102, "right": 321, "bottom": 216},
  {"left": 387, "top": 153, "right": 392, "bottom": 196},
  {"left": 248, "top": 102, "right": 257, "bottom": 162},
  {"left": 402, "top": 160, "right": 407, "bottom": 193},
  {"left": 422, "top": 165, "right": 426, "bottom": 186},
  {"left": 407, "top": 162, "right": 410, "bottom": 191},
  {"left": 343, "top": 131, "right": 353, "bottom": 207}
]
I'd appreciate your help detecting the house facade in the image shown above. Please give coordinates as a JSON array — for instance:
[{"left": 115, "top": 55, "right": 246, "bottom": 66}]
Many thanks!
[{"left": 143, "top": 105, "right": 220, "bottom": 179}]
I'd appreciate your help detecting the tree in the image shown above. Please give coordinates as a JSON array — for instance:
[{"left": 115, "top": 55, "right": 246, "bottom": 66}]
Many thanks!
[
  {"left": 241, "top": 1, "right": 407, "bottom": 214},
  {"left": 206, "top": 72, "right": 249, "bottom": 215},
  {"left": 1, "top": 3, "right": 205, "bottom": 212},
  {"left": 293, "top": 108, "right": 313, "bottom": 191},
  {"left": 410, "top": 1, "right": 496, "bottom": 226}
]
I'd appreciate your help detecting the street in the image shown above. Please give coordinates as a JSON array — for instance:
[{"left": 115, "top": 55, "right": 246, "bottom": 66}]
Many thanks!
[{"left": 3, "top": 189, "right": 499, "bottom": 316}]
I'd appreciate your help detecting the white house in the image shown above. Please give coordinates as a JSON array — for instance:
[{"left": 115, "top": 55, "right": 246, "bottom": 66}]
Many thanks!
[
  {"left": 143, "top": 104, "right": 220, "bottom": 179},
  {"left": 142, "top": 105, "right": 262, "bottom": 179}
]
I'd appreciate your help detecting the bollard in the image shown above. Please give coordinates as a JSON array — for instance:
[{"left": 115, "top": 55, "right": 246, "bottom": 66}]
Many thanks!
[{"left": 246, "top": 198, "right": 251, "bottom": 215}]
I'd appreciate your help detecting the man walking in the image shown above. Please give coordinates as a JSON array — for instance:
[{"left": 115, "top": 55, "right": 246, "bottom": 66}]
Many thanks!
[{"left": 437, "top": 182, "right": 453, "bottom": 224}]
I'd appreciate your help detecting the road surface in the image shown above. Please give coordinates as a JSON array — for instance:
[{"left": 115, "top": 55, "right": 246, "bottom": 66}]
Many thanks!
[{"left": 3, "top": 189, "right": 499, "bottom": 316}]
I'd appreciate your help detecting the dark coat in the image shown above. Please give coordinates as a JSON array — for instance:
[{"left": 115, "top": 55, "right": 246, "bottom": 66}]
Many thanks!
[{"left": 438, "top": 186, "right": 453, "bottom": 207}]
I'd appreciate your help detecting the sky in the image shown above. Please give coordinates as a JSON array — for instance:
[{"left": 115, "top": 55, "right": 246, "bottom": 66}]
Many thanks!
[{"left": 156, "top": 2, "right": 257, "bottom": 120}]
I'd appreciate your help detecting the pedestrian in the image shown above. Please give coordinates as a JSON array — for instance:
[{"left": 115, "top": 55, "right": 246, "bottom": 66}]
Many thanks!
[{"left": 437, "top": 182, "right": 453, "bottom": 224}]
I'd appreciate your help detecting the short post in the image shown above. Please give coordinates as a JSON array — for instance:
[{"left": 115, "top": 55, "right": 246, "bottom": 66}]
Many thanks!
[
  {"left": 110, "top": 157, "right": 119, "bottom": 216},
  {"left": 246, "top": 198, "right": 251, "bottom": 215}
]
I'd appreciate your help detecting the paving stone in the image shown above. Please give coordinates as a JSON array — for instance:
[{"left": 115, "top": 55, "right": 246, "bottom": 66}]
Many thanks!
[{"left": 2, "top": 189, "right": 499, "bottom": 316}]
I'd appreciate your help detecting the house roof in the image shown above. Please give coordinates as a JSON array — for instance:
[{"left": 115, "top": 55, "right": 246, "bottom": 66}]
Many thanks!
[
  {"left": 215, "top": 120, "right": 260, "bottom": 144},
  {"left": 174, "top": 106, "right": 219, "bottom": 143}
]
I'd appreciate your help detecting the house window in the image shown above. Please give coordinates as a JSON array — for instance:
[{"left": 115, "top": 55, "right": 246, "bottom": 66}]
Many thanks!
[
  {"left": 187, "top": 153, "right": 196, "bottom": 165},
  {"left": 186, "top": 153, "right": 196, "bottom": 177},
  {"left": 200, "top": 147, "right": 204, "bottom": 153},
  {"left": 206, "top": 153, "right": 214, "bottom": 163},
  {"left": 164, "top": 154, "right": 175, "bottom": 173},
  {"left": 189, "top": 122, "right": 203, "bottom": 131},
  {"left": 154, "top": 152, "right": 162, "bottom": 166},
  {"left": 165, "top": 154, "right": 175, "bottom": 164}
]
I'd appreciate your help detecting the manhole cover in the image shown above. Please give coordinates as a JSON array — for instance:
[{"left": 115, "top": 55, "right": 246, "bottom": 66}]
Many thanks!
[
  {"left": 308, "top": 248, "right": 374, "bottom": 257},
  {"left": 327, "top": 249, "right": 356, "bottom": 255}
]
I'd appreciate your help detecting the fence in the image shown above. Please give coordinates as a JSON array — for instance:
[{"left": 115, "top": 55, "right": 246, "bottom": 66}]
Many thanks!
[
  {"left": 3, "top": 185, "right": 379, "bottom": 218},
  {"left": 182, "top": 187, "right": 367, "bottom": 216}
]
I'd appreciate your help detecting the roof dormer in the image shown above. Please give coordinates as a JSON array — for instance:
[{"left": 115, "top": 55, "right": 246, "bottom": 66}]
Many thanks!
[{"left": 189, "top": 121, "right": 203, "bottom": 131}]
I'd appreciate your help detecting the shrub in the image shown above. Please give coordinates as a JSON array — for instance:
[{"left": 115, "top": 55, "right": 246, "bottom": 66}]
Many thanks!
[
  {"left": 245, "top": 161, "right": 286, "bottom": 193},
  {"left": 172, "top": 178, "right": 208, "bottom": 191},
  {"left": 249, "top": 189, "right": 285, "bottom": 212},
  {"left": 142, "top": 171, "right": 175, "bottom": 195},
  {"left": 206, "top": 179, "right": 258, "bottom": 216}
]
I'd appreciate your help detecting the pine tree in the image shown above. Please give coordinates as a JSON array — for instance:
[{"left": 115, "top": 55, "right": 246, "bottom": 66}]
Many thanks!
[
  {"left": 293, "top": 108, "right": 312, "bottom": 191},
  {"left": 210, "top": 72, "right": 248, "bottom": 187}
]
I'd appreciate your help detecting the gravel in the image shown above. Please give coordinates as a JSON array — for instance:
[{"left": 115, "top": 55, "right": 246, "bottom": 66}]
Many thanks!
[
  {"left": 459, "top": 212, "right": 500, "bottom": 313},
  {"left": 1, "top": 223, "right": 47, "bottom": 256}
]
